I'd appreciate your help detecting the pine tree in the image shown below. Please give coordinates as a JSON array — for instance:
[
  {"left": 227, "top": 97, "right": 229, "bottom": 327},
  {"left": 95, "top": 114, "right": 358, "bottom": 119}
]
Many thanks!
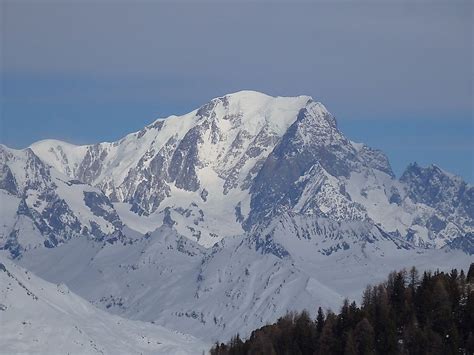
[
  {"left": 461, "top": 286, "right": 474, "bottom": 352},
  {"left": 294, "top": 310, "right": 313, "bottom": 354},
  {"left": 254, "top": 333, "right": 277, "bottom": 355},
  {"left": 316, "top": 307, "right": 325, "bottom": 334},
  {"left": 466, "top": 332, "right": 474, "bottom": 354},
  {"left": 319, "top": 312, "right": 337, "bottom": 355},
  {"left": 373, "top": 285, "right": 397, "bottom": 354},
  {"left": 423, "top": 327, "right": 443, "bottom": 355},
  {"left": 388, "top": 270, "right": 406, "bottom": 330},
  {"left": 344, "top": 330, "right": 357, "bottom": 355},
  {"left": 409, "top": 266, "right": 420, "bottom": 292},
  {"left": 339, "top": 299, "right": 351, "bottom": 332},
  {"left": 403, "top": 320, "right": 427, "bottom": 355},
  {"left": 229, "top": 334, "right": 244, "bottom": 354},
  {"left": 467, "top": 263, "right": 474, "bottom": 283},
  {"left": 211, "top": 265, "right": 474, "bottom": 355},
  {"left": 354, "top": 318, "right": 375, "bottom": 355},
  {"left": 275, "top": 313, "right": 293, "bottom": 353},
  {"left": 431, "top": 279, "right": 452, "bottom": 335},
  {"left": 416, "top": 271, "right": 433, "bottom": 327}
]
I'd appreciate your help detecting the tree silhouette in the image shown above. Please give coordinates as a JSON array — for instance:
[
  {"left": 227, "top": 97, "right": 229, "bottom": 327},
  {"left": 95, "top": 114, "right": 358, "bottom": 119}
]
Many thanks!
[{"left": 210, "top": 263, "right": 474, "bottom": 355}]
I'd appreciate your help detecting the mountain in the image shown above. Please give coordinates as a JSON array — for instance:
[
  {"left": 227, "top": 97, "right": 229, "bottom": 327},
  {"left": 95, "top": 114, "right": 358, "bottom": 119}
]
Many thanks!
[
  {"left": 0, "top": 258, "right": 206, "bottom": 354},
  {"left": 29, "top": 92, "right": 314, "bottom": 247},
  {"left": 0, "top": 145, "right": 123, "bottom": 257},
  {"left": 0, "top": 90, "right": 472, "bottom": 346},
  {"left": 15, "top": 223, "right": 471, "bottom": 343},
  {"left": 22, "top": 90, "right": 472, "bottom": 250}
]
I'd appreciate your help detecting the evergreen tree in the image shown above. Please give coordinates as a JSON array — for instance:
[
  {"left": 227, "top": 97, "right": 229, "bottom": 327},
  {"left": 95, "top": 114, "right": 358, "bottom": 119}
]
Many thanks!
[
  {"left": 409, "top": 266, "right": 419, "bottom": 292},
  {"left": 319, "top": 312, "right": 337, "bottom": 354},
  {"left": 294, "top": 310, "right": 313, "bottom": 354},
  {"left": 316, "top": 307, "right": 325, "bottom": 334},
  {"left": 388, "top": 270, "right": 406, "bottom": 330},
  {"left": 248, "top": 333, "right": 276, "bottom": 355},
  {"left": 344, "top": 331, "right": 357, "bottom": 355},
  {"left": 354, "top": 318, "right": 375, "bottom": 355},
  {"left": 339, "top": 299, "right": 351, "bottom": 332},
  {"left": 210, "top": 264, "right": 474, "bottom": 355},
  {"left": 373, "top": 285, "right": 397, "bottom": 354},
  {"left": 431, "top": 279, "right": 452, "bottom": 335},
  {"left": 403, "top": 321, "right": 427, "bottom": 355},
  {"left": 423, "top": 327, "right": 443, "bottom": 355},
  {"left": 461, "top": 286, "right": 474, "bottom": 352},
  {"left": 466, "top": 332, "right": 474, "bottom": 354},
  {"left": 467, "top": 263, "right": 474, "bottom": 283}
]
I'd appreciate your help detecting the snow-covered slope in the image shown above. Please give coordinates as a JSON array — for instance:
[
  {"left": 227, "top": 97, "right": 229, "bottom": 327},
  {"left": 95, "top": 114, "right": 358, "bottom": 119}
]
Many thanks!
[
  {"left": 15, "top": 223, "right": 472, "bottom": 343},
  {"left": 25, "top": 91, "right": 472, "bottom": 251},
  {"left": 0, "top": 145, "right": 123, "bottom": 257},
  {"left": 30, "top": 92, "right": 314, "bottom": 247},
  {"left": 0, "top": 258, "right": 206, "bottom": 354},
  {"left": 1, "top": 90, "right": 472, "bottom": 346}
]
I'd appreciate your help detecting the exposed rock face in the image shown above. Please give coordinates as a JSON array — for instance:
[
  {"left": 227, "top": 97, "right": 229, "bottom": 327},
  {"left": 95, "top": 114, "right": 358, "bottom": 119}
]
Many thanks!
[
  {"left": 1, "top": 91, "right": 472, "bottom": 345},
  {"left": 83, "top": 191, "right": 122, "bottom": 229},
  {"left": 0, "top": 90, "right": 471, "bottom": 254},
  {"left": 247, "top": 102, "right": 382, "bottom": 228},
  {"left": 447, "top": 232, "right": 474, "bottom": 255},
  {"left": 0, "top": 145, "right": 122, "bottom": 257},
  {"left": 167, "top": 125, "right": 202, "bottom": 192},
  {"left": 401, "top": 163, "right": 473, "bottom": 223},
  {"left": 0, "top": 164, "right": 18, "bottom": 195},
  {"left": 77, "top": 144, "right": 109, "bottom": 184}
]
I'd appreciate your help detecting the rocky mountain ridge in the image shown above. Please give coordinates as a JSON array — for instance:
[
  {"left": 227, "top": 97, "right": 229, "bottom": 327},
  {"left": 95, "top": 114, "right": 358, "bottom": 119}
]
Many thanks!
[
  {"left": 1, "top": 90, "right": 472, "bottom": 344},
  {"left": 1, "top": 90, "right": 471, "bottom": 255}
]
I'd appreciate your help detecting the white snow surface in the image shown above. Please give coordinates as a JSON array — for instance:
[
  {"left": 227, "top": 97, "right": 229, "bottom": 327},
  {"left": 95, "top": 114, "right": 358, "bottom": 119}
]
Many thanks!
[
  {"left": 16, "top": 223, "right": 473, "bottom": 343},
  {"left": 0, "top": 257, "right": 207, "bottom": 354},
  {"left": 29, "top": 91, "right": 314, "bottom": 247},
  {"left": 26, "top": 91, "right": 471, "bottom": 249}
]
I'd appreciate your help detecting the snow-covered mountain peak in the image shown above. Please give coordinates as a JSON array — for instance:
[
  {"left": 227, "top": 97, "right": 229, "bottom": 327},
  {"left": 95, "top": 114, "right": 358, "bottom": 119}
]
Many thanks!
[
  {"left": 23, "top": 92, "right": 326, "bottom": 246},
  {"left": 1, "top": 91, "right": 471, "bottom": 252},
  {"left": 193, "top": 90, "right": 314, "bottom": 136},
  {"left": 1, "top": 90, "right": 473, "bottom": 350},
  {"left": 213, "top": 89, "right": 312, "bottom": 106}
]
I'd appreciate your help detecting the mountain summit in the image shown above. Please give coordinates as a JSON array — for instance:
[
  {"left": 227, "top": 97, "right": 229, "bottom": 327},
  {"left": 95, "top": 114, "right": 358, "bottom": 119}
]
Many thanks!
[
  {"left": 0, "top": 91, "right": 472, "bottom": 341},
  {"left": 5, "top": 90, "right": 468, "bottom": 251}
]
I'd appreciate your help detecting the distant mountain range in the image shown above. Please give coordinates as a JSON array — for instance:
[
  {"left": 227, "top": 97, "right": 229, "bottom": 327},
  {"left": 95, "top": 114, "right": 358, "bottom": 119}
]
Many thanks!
[{"left": 1, "top": 91, "right": 472, "bottom": 345}]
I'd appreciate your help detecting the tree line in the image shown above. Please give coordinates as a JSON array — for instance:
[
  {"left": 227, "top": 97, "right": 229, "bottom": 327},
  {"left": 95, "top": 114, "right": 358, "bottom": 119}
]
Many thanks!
[{"left": 211, "top": 263, "right": 474, "bottom": 355}]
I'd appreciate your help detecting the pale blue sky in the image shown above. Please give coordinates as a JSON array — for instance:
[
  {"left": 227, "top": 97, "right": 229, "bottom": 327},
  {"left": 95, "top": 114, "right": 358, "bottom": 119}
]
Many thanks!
[{"left": 1, "top": 1, "right": 472, "bottom": 181}]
